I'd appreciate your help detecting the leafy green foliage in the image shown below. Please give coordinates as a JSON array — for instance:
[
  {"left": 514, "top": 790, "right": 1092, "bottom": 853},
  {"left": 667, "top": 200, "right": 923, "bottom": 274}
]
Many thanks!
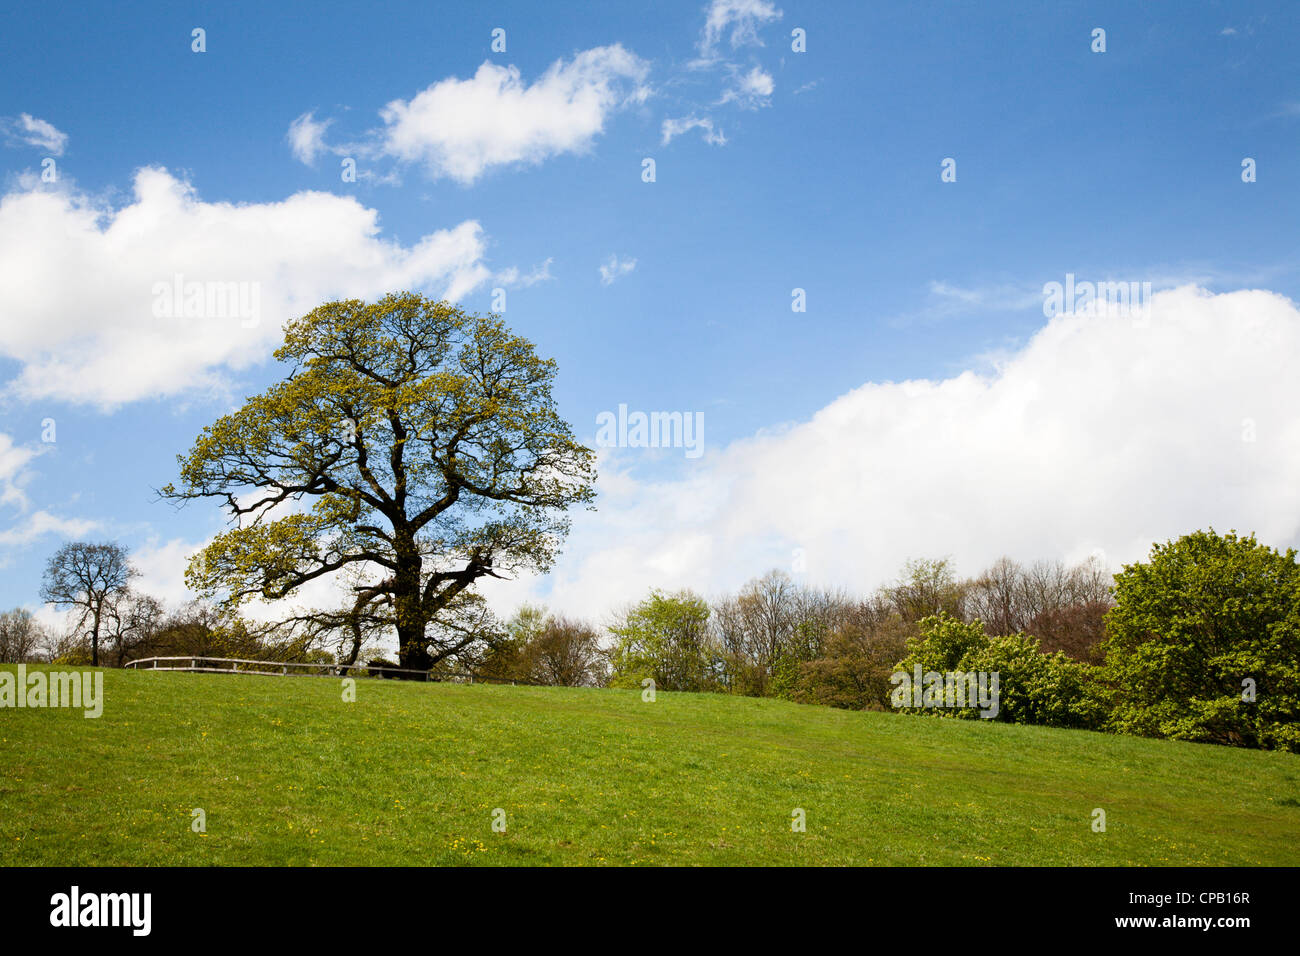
[
  {"left": 1102, "top": 529, "right": 1300, "bottom": 752},
  {"left": 162, "top": 294, "right": 595, "bottom": 669},
  {"left": 962, "top": 634, "right": 1106, "bottom": 729},
  {"left": 608, "top": 590, "right": 712, "bottom": 692},
  {"left": 897, "top": 614, "right": 1105, "bottom": 728}
]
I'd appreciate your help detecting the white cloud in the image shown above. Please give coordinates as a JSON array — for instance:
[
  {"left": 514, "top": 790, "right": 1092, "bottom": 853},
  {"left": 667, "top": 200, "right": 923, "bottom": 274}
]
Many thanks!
[
  {"left": 0, "top": 433, "right": 40, "bottom": 511},
  {"left": 129, "top": 537, "right": 206, "bottom": 608},
  {"left": 0, "top": 432, "right": 97, "bottom": 552},
  {"left": 0, "top": 167, "right": 493, "bottom": 407},
  {"left": 378, "top": 45, "right": 650, "bottom": 184},
  {"left": 699, "top": 0, "right": 783, "bottom": 57},
  {"left": 287, "top": 111, "right": 334, "bottom": 165},
  {"left": 498, "top": 286, "right": 1300, "bottom": 621},
  {"left": 598, "top": 254, "right": 637, "bottom": 286},
  {"left": 1, "top": 113, "right": 68, "bottom": 155},
  {"left": 719, "top": 66, "right": 774, "bottom": 109},
  {"left": 661, "top": 115, "right": 727, "bottom": 146},
  {"left": 0, "top": 510, "right": 98, "bottom": 548}
]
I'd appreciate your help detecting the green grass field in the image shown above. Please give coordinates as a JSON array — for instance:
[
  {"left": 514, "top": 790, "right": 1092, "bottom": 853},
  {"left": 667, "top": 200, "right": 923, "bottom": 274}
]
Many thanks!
[{"left": 2, "top": 665, "right": 1298, "bottom": 866}]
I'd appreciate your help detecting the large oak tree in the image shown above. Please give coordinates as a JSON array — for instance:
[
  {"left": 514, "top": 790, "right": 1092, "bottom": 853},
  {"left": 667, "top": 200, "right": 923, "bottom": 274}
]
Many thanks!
[{"left": 163, "top": 294, "right": 596, "bottom": 671}]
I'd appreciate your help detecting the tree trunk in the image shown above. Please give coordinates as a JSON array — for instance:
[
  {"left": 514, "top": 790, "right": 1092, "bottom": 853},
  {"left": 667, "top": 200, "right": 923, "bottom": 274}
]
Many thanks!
[
  {"left": 396, "top": 601, "right": 431, "bottom": 674},
  {"left": 90, "top": 604, "right": 101, "bottom": 667},
  {"left": 397, "top": 636, "right": 432, "bottom": 672},
  {"left": 393, "top": 540, "right": 428, "bottom": 673}
]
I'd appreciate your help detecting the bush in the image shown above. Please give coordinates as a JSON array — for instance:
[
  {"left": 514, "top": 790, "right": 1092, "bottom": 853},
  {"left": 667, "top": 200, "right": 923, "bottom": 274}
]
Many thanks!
[
  {"left": 895, "top": 614, "right": 1106, "bottom": 728},
  {"left": 961, "top": 635, "right": 1106, "bottom": 729}
]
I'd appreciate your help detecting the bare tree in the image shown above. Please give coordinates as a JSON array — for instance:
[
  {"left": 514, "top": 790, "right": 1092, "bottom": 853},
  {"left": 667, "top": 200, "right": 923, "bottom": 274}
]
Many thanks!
[
  {"left": 40, "top": 541, "right": 136, "bottom": 666},
  {"left": 796, "top": 595, "right": 912, "bottom": 710},
  {"left": 709, "top": 594, "right": 761, "bottom": 694},
  {"left": 102, "top": 591, "right": 166, "bottom": 666},
  {"left": 734, "top": 570, "right": 800, "bottom": 690},
  {"left": 964, "top": 555, "right": 1113, "bottom": 661},
  {"left": 530, "top": 616, "right": 606, "bottom": 687},
  {"left": 0, "top": 608, "right": 45, "bottom": 663},
  {"left": 884, "top": 557, "right": 967, "bottom": 623},
  {"left": 38, "top": 629, "right": 90, "bottom": 664}
]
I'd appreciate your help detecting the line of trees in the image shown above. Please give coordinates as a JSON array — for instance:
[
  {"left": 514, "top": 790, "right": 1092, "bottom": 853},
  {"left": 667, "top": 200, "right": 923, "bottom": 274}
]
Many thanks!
[
  {"left": 601, "top": 554, "right": 1114, "bottom": 707},
  {"left": 596, "top": 531, "right": 1300, "bottom": 753},
  {"left": 6, "top": 528, "right": 1296, "bottom": 753}
]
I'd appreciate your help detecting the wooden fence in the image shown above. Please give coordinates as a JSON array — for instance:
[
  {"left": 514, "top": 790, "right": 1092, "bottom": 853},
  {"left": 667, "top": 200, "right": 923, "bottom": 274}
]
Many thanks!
[{"left": 124, "top": 655, "right": 480, "bottom": 682}]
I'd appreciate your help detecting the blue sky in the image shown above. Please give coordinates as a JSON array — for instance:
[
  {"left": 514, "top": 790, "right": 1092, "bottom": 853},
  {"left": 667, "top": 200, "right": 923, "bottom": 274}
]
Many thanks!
[{"left": 2, "top": 1, "right": 1299, "bottom": 625}]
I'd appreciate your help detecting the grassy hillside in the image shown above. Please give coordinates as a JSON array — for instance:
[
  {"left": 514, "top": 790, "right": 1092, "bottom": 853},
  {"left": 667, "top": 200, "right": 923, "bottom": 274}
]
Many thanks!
[{"left": 2, "top": 665, "right": 1297, "bottom": 866}]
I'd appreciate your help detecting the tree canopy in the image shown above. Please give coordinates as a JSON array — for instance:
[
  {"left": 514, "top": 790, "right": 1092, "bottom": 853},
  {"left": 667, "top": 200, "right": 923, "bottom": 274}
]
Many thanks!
[
  {"left": 162, "top": 293, "right": 596, "bottom": 669},
  {"left": 1102, "top": 529, "right": 1300, "bottom": 751},
  {"left": 608, "top": 590, "right": 712, "bottom": 692}
]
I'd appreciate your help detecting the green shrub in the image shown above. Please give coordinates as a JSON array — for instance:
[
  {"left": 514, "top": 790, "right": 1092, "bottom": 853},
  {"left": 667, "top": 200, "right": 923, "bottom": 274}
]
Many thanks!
[
  {"left": 961, "top": 634, "right": 1106, "bottom": 729},
  {"left": 895, "top": 613, "right": 1106, "bottom": 728}
]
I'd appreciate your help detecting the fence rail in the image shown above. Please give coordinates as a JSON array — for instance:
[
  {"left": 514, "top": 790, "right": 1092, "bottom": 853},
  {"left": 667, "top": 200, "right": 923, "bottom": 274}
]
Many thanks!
[{"left": 124, "top": 655, "right": 476, "bottom": 682}]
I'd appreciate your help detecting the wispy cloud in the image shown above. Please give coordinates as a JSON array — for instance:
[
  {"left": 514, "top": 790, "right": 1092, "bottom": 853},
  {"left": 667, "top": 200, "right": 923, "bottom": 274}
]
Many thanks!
[
  {"left": 698, "top": 0, "right": 783, "bottom": 59},
  {"left": 0, "top": 432, "right": 97, "bottom": 552},
  {"left": 718, "top": 66, "right": 774, "bottom": 109},
  {"left": 287, "top": 111, "right": 334, "bottom": 165},
  {"left": 0, "top": 433, "right": 41, "bottom": 512},
  {"left": 661, "top": 115, "right": 727, "bottom": 146},
  {"left": 1, "top": 113, "right": 68, "bottom": 155},
  {"left": 599, "top": 254, "right": 637, "bottom": 286},
  {"left": 886, "top": 279, "right": 1046, "bottom": 327},
  {"left": 0, "top": 510, "right": 98, "bottom": 549},
  {"left": 494, "top": 257, "right": 555, "bottom": 288}
]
